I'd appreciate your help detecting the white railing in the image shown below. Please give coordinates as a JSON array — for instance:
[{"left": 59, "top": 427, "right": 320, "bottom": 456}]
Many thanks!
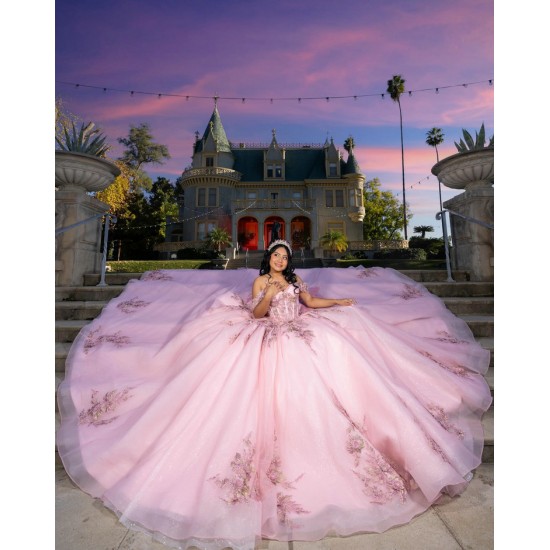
[
  {"left": 181, "top": 167, "right": 242, "bottom": 181},
  {"left": 56, "top": 212, "right": 117, "bottom": 287}
]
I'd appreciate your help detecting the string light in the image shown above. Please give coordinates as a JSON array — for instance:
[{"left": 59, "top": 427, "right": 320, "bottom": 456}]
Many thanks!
[{"left": 56, "top": 78, "right": 493, "bottom": 104}]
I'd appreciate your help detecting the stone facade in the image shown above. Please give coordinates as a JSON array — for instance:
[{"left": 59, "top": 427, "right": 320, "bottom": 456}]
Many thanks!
[{"left": 164, "top": 107, "right": 366, "bottom": 256}]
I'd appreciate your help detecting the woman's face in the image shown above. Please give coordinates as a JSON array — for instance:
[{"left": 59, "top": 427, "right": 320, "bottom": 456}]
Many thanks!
[{"left": 269, "top": 246, "right": 289, "bottom": 273}]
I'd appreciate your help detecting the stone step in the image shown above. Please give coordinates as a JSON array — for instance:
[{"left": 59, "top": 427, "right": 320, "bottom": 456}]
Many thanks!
[
  {"left": 56, "top": 320, "right": 89, "bottom": 343},
  {"left": 56, "top": 301, "right": 109, "bottom": 321},
  {"left": 57, "top": 281, "right": 492, "bottom": 304},
  {"left": 442, "top": 297, "right": 494, "bottom": 315},
  {"left": 54, "top": 296, "right": 493, "bottom": 322},
  {"left": 81, "top": 269, "right": 473, "bottom": 287},
  {"left": 56, "top": 286, "right": 126, "bottom": 302},
  {"left": 423, "top": 282, "right": 493, "bottom": 298},
  {"left": 481, "top": 406, "right": 494, "bottom": 463},
  {"left": 457, "top": 315, "right": 494, "bottom": 338}
]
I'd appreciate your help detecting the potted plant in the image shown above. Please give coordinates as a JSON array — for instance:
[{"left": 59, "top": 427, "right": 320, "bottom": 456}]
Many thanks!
[
  {"left": 431, "top": 123, "right": 493, "bottom": 189},
  {"left": 204, "top": 227, "right": 232, "bottom": 269},
  {"left": 320, "top": 230, "right": 349, "bottom": 266},
  {"left": 56, "top": 121, "right": 121, "bottom": 192}
]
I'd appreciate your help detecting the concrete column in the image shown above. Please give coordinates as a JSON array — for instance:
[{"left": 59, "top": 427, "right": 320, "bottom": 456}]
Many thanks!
[
  {"left": 444, "top": 184, "right": 494, "bottom": 282},
  {"left": 55, "top": 190, "right": 109, "bottom": 286}
]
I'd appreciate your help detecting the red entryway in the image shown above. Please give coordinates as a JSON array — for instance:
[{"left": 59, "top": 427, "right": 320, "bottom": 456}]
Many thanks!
[
  {"left": 264, "top": 216, "right": 285, "bottom": 249},
  {"left": 237, "top": 216, "right": 258, "bottom": 251},
  {"left": 290, "top": 216, "right": 311, "bottom": 250}
]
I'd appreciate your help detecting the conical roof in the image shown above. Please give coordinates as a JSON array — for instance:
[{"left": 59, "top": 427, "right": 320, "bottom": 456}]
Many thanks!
[{"left": 198, "top": 105, "right": 232, "bottom": 153}]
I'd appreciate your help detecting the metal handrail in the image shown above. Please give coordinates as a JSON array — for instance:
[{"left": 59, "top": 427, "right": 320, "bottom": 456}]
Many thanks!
[
  {"left": 55, "top": 211, "right": 108, "bottom": 236},
  {"left": 436, "top": 209, "right": 494, "bottom": 283},
  {"left": 56, "top": 211, "right": 117, "bottom": 286}
]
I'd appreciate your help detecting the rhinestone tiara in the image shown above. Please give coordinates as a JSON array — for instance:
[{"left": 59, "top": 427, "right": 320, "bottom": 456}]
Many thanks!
[{"left": 267, "top": 239, "right": 292, "bottom": 255}]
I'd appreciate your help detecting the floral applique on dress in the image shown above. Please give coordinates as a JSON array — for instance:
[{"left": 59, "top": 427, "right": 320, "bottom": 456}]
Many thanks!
[
  {"left": 331, "top": 391, "right": 409, "bottom": 504},
  {"left": 141, "top": 270, "right": 173, "bottom": 281},
  {"left": 209, "top": 435, "right": 261, "bottom": 505},
  {"left": 83, "top": 326, "right": 130, "bottom": 354},
  {"left": 397, "top": 284, "right": 424, "bottom": 300},
  {"left": 266, "top": 437, "right": 310, "bottom": 527},
  {"left": 116, "top": 297, "right": 151, "bottom": 314},
  {"left": 79, "top": 387, "right": 133, "bottom": 426},
  {"left": 419, "top": 350, "right": 471, "bottom": 378}
]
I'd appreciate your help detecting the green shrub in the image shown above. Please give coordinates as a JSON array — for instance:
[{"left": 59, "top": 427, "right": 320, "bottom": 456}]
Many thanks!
[
  {"left": 373, "top": 248, "right": 427, "bottom": 260},
  {"left": 408, "top": 237, "right": 446, "bottom": 259}
]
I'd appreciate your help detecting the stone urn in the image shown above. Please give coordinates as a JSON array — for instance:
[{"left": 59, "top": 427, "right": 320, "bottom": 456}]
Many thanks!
[
  {"left": 55, "top": 150, "right": 121, "bottom": 193},
  {"left": 431, "top": 148, "right": 493, "bottom": 190},
  {"left": 431, "top": 147, "right": 494, "bottom": 282}
]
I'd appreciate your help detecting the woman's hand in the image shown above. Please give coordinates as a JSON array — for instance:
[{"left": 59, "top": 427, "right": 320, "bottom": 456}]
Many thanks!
[
  {"left": 334, "top": 298, "right": 355, "bottom": 307},
  {"left": 265, "top": 279, "right": 284, "bottom": 298}
]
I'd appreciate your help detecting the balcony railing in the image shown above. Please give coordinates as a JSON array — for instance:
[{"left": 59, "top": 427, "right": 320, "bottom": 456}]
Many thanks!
[
  {"left": 232, "top": 198, "right": 316, "bottom": 212},
  {"left": 181, "top": 167, "right": 242, "bottom": 181}
]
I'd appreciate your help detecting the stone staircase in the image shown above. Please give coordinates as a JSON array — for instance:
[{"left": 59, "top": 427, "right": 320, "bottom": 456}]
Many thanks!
[{"left": 55, "top": 269, "right": 494, "bottom": 463}]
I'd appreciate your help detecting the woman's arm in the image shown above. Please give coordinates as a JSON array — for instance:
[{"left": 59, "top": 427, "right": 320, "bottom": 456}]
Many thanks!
[
  {"left": 297, "top": 276, "right": 355, "bottom": 309},
  {"left": 251, "top": 276, "right": 284, "bottom": 318}
]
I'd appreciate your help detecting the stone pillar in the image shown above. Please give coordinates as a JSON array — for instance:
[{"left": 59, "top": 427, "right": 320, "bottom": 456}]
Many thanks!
[
  {"left": 55, "top": 191, "right": 109, "bottom": 286},
  {"left": 432, "top": 148, "right": 494, "bottom": 282},
  {"left": 444, "top": 185, "right": 493, "bottom": 281}
]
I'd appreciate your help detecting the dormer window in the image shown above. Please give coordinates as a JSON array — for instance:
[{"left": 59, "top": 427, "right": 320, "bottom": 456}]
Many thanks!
[
  {"left": 205, "top": 156, "right": 214, "bottom": 167},
  {"left": 266, "top": 164, "right": 283, "bottom": 179},
  {"left": 329, "top": 162, "right": 337, "bottom": 177}
]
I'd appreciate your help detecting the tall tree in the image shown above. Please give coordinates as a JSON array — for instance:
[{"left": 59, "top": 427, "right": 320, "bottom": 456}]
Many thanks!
[
  {"left": 118, "top": 123, "right": 171, "bottom": 192},
  {"left": 386, "top": 74, "right": 408, "bottom": 239},
  {"left": 148, "top": 177, "right": 179, "bottom": 240},
  {"left": 363, "top": 178, "right": 411, "bottom": 240},
  {"left": 426, "top": 127, "right": 445, "bottom": 212},
  {"left": 413, "top": 225, "right": 434, "bottom": 238}
]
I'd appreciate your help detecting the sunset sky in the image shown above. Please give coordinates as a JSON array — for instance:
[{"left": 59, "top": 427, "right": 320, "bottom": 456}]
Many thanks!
[{"left": 54, "top": 0, "right": 494, "bottom": 238}]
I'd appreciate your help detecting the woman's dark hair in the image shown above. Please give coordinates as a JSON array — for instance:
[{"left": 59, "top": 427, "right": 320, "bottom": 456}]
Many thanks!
[{"left": 259, "top": 244, "right": 298, "bottom": 288}]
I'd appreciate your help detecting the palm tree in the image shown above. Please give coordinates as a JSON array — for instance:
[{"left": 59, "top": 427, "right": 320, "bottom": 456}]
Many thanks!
[
  {"left": 320, "top": 230, "right": 349, "bottom": 257},
  {"left": 387, "top": 74, "right": 408, "bottom": 239},
  {"left": 413, "top": 225, "right": 434, "bottom": 238},
  {"left": 426, "top": 128, "right": 445, "bottom": 212},
  {"left": 205, "top": 227, "right": 232, "bottom": 253}
]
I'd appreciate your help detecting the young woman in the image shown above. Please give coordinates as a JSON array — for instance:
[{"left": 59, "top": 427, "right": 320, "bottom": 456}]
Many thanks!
[
  {"left": 252, "top": 240, "right": 354, "bottom": 319},
  {"left": 57, "top": 240, "right": 491, "bottom": 550}
]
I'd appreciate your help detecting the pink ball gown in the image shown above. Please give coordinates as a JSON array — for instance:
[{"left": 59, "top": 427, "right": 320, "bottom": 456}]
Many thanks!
[{"left": 57, "top": 266, "right": 492, "bottom": 550}]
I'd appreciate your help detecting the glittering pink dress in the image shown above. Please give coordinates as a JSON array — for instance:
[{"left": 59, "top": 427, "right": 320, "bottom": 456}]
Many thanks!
[{"left": 57, "top": 267, "right": 492, "bottom": 550}]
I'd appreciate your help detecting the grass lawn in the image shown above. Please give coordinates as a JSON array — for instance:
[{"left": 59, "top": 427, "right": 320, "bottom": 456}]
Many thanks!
[
  {"left": 106, "top": 258, "right": 447, "bottom": 273},
  {"left": 334, "top": 259, "right": 447, "bottom": 270},
  {"left": 107, "top": 260, "right": 210, "bottom": 273}
]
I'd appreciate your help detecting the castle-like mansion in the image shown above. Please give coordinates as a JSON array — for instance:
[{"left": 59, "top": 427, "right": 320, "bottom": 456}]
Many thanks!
[{"left": 162, "top": 106, "right": 366, "bottom": 255}]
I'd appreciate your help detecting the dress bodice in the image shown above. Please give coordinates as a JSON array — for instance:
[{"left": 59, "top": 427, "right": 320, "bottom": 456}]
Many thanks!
[{"left": 252, "top": 282, "right": 307, "bottom": 323}]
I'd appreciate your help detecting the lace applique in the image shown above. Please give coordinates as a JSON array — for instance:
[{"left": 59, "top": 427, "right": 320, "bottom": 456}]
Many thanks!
[
  {"left": 83, "top": 326, "right": 130, "bottom": 354},
  {"left": 427, "top": 404, "right": 465, "bottom": 439},
  {"left": 397, "top": 397, "right": 451, "bottom": 464},
  {"left": 277, "top": 493, "right": 310, "bottom": 527},
  {"left": 431, "top": 330, "right": 469, "bottom": 344},
  {"left": 79, "top": 387, "right": 133, "bottom": 426},
  {"left": 210, "top": 435, "right": 261, "bottom": 505},
  {"left": 397, "top": 283, "right": 424, "bottom": 300},
  {"left": 331, "top": 391, "right": 408, "bottom": 504},
  {"left": 141, "top": 270, "right": 173, "bottom": 281},
  {"left": 266, "top": 437, "right": 310, "bottom": 526},
  {"left": 228, "top": 317, "right": 316, "bottom": 351},
  {"left": 419, "top": 350, "right": 471, "bottom": 378},
  {"left": 357, "top": 268, "right": 379, "bottom": 279},
  {"left": 116, "top": 298, "right": 151, "bottom": 313},
  {"left": 297, "top": 282, "right": 309, "bottom": 293}
]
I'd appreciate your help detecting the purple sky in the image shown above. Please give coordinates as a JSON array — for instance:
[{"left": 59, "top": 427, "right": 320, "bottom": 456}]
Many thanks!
[{"left": 55, "top": 0, "right": 494, "bottom": 237}]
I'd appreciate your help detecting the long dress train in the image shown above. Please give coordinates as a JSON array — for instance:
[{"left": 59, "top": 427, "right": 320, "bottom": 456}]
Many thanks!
[{"left": 56, "top": 266, "right": 492, "bottom": 550}]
